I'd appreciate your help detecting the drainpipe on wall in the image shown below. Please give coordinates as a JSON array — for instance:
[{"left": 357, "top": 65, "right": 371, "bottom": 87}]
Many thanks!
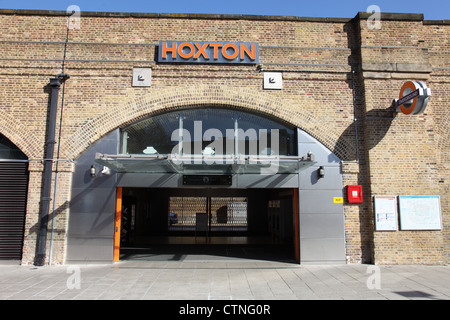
[
  {"left": 351, "top": 70, "right": 360, "bottom": 164},
  {"left": 35, "top": 74, "right": 69, "bottom": 266}
]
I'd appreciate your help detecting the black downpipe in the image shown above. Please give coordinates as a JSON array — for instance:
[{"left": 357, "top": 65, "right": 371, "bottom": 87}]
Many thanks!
[
  {"left": 35, "top": 9, "right": 73, "bottom": 266},
  {"left": 35, "top": 77, "right": 61, "bottom": 266}
]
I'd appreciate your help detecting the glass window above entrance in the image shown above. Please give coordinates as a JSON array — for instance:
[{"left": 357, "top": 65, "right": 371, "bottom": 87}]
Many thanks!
[
  {"left": 96, "top": 107, "right": 316, "bottom": 174},
  {"left": 120, "top": 107, "right": 297, "bottom": 157}
]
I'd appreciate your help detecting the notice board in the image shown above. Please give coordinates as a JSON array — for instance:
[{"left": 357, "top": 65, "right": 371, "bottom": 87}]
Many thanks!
[
  {"left": 399, "top": 196, "right": 442, "bottom": 230},
  {"left": 374, "top": 196, "right": 398, "bottom": 231}
]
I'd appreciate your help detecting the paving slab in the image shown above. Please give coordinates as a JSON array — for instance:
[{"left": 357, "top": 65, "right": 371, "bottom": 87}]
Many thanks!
[{"left": 0, "top": 259, "right": 449, "bottom": 302}]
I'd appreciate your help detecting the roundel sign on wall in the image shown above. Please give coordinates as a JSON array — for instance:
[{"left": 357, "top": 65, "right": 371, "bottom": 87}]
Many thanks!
[{"left": 395, "top": 81, "right": 431, "bottom": 115}]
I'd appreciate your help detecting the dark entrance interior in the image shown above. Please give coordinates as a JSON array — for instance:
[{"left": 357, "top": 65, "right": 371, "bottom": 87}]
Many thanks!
[{"left": 118, "top": 188, "right": 297, "bottom": 263}]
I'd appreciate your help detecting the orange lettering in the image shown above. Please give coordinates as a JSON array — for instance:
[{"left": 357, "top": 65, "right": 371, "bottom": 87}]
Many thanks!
[
  {"left": 162, "top": 42, "right": 177, "bottom": 59},
  {"left": 178, "top": 42, "right": 195, "bottom": 59},
  {"left": 209, "top": 43, "right": 222, "bottom": 60},
  {"left": 194, "top": 43, "right": 210, "bottom": 60},
  {"left": 160, "top": 41, "right": 258, "bottom": 63},
  {"left": 222, "top": 43, "right": 239, "bottom": 60},
  {"left": 240, "top": 43, "right": 256, "bottom": 60}
]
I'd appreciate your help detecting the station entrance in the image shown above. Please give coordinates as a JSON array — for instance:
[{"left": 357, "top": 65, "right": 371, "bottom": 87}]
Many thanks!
[
  {"left": 115, "top": 188, "right": 299, "bottom": 263},
  {"left": 67, "top": 110, "right": 346, "bottom": 265}
]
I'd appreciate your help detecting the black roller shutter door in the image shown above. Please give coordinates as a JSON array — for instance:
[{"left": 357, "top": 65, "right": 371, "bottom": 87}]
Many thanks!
[{"left": 0, "top": 162, "right": 29, "bottom": 261}]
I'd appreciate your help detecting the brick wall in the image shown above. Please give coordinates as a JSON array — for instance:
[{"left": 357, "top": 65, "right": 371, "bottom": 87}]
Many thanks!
[
  {"left": 357, "top": 13, "right": 449, "bottom": 264},
  {"left": 0, "top": 9, "right": 448, "bottom": 265}
]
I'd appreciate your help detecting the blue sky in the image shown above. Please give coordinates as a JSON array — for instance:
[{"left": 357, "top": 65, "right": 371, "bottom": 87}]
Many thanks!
[{"left": 0, "top": 0, "right": 448, "bottom": 20}]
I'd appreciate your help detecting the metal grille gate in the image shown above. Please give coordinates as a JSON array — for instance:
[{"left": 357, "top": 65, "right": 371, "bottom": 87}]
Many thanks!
[
  {"left": 168, "top": 196, "right": 248, "bottom": 233},
  {"left": 0, "top": 162, "right": 29, "bottom": 260}
]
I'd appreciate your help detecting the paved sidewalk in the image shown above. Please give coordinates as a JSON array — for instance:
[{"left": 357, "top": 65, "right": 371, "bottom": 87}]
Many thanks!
[{"left": 0, "top": 257, "right": 449, "bottom": 300}]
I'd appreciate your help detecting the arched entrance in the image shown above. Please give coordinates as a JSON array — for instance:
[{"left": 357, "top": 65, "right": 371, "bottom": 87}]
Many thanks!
[
  {"left": 66, "top": 104, "right": 346, "bottom": 265},
  {"left": 0, "top": 134, "right": 29, "bottom": 263}
]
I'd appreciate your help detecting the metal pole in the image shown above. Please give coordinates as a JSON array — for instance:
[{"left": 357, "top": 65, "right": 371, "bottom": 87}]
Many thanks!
[
  {"left": 178, "top": 115, "right": 183, "bottom": 156},
  {"left": 352, "top": 70, "right": 360, "bottom": 164},
  {"left": 234, "top": 118, "right": 239, "bottom": 156},
  {"left": 48, "top": 170, "right": 59, "bottom": 265},
  {"left": 35, "top": 77, "right": 61, "bottom": 266}
]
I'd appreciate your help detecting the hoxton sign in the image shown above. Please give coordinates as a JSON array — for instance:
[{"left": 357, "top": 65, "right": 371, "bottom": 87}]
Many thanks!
[{"left": 158, "top": 41, "right": 259, "bottom": 64}]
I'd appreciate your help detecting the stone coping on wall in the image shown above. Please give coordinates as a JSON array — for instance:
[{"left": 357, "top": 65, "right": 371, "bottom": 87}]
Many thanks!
[{"left": 0, "top": 8, "right": 448, "bottom": 25}]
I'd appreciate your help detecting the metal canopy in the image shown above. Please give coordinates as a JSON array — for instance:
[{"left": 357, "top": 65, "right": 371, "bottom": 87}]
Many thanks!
[{"left": 95, "top": 153, "right": 316, "bottom": 175}]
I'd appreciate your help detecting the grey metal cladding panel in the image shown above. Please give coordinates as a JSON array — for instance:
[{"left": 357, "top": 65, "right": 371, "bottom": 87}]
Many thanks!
[
  {"left": 299, "top": 166, "right": 343, "bottom": 190},
  {"left": 297, "top": 129, "right": 341, "bottom": 164},
  {"left": 297, "top": 129, "right": 346, "bottom": 264},
  {"left": 299, "top": 190, "right": 344, "bottom": 214},
  {"left": 77, "top": 139, "right": 118, "bottom": 161},
  {"left": 66, "top": 211, "right": 115, "bottom": 237},
  {"left": 70, "top": 187, "right": 117, "bottom": 214},
  {"left": 66, "top": 130, "right": 119, "bottom": 263},
  {"left": 69, "top": 186, "right": 116, "bottom": 236},
  {"left": 117, "top": 173, "right": 179, "bottom": 188},
  {"left": 71, "top": 168, "right": 117, "bottom": 190},
  {"left": 71, "top": 129, "right": 119, "bottom": 187},
  {"left": 298, "top": 129, "right": 320, "bottom": 144},
  {"left": 300, "top": 238, "right": 346, "bottom": 263},
  {"left": 75, "top": 130, "right": 119, "bottom": 162},
  {"left": 299, "top": 142, "right": 341, "bottom": 164},
  {"left": 65, "top": 237, "right": 113, "bottom": 262},
  {"left": 299, "top": 213, "right": 345, "bottom": 239},
  {"left": 237, "top": 174, "right": 298, "bottom": 188}
]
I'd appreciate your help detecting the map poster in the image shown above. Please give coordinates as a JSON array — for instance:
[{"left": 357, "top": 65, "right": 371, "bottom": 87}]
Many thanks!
[
  {"left": 374, "top": 196, "right": 398, "bottom": 231},
  {"left": 399, "top": 196, "right": 442, "bottom": 230}
]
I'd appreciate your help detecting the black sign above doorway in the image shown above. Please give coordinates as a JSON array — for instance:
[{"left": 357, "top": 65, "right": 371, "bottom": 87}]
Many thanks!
[{"left": 183, "top": 175, "right": 232, "bottom": 186}]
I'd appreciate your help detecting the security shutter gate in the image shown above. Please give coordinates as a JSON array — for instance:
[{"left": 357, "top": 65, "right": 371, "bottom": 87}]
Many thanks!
[
  {"left": 168, "top": 196, "right": 248, "bottom": 233},
  {"left": 0, "top": 162, "right": 29, "bottom": 261}
]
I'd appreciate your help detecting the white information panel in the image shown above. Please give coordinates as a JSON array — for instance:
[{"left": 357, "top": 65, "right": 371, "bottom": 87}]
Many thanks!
[
  {"left": 399, "top": 196, "right": 442, "bottom": 230},
  {"left": 374, "top": 196, "right": 398, "bottom": 231}
]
